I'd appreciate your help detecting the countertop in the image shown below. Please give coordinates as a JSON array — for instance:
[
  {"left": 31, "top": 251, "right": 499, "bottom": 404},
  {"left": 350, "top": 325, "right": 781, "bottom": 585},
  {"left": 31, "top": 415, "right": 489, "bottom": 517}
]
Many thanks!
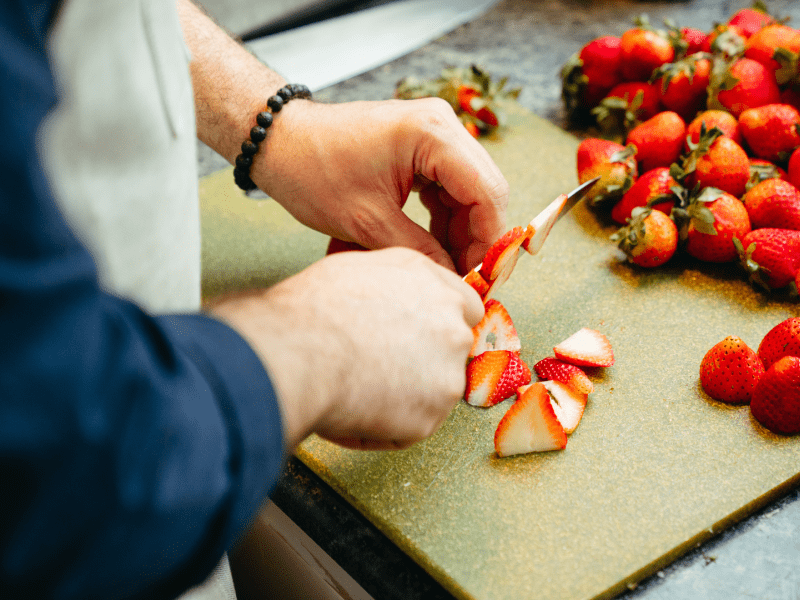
[{"left": 197, "top": 1, "right": 800, "bottom": 598}]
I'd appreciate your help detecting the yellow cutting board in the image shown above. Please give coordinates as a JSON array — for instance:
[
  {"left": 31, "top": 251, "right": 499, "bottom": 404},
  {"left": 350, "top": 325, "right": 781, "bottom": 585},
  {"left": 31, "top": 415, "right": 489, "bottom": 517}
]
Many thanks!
[{"left": 199, "top": 109, "right": 800, "bottom": 600}]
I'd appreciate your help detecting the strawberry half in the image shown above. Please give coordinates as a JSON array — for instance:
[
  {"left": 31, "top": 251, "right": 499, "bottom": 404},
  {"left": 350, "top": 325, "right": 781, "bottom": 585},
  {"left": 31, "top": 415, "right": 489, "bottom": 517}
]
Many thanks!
[
  {"left": 542, "top": 379, "right": 588, "bottom": 434},
  {"left": 479, "top": 226, "right": 527, "bottom": 299},
  {"left": 494, "top": 382, "right": 567, "bottom": 457},
  {"left": 699, "top": 335, "right": 765, "bottom": 404},
  {"left": 470, "top": 299, "right": 521, "bottom": 358},
  {"left": 534, "top": 356, "right": 594, "bottom": 394},
  {"left": 465, "top": 350, "right": 531, "bottom": 408},
  {"left": 553, "top": 328, "right": 615, "bottom": 367}
]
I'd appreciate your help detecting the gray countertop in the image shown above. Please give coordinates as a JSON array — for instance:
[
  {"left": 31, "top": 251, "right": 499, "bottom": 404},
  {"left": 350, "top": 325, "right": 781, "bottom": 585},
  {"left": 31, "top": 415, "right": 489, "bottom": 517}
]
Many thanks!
[{"left": 198, "top": 1, "right": 800, "bottom": 598}]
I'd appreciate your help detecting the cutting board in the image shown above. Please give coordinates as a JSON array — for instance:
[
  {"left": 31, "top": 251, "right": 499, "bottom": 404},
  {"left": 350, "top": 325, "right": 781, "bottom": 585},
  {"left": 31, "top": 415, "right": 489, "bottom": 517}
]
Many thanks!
[{"left": 199, "top": 109, "right": 800, "bottom": 600}]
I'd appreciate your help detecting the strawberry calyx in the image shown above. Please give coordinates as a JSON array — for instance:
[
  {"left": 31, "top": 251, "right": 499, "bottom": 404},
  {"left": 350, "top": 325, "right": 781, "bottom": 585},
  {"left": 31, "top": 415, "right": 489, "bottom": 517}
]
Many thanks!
[
  {"left": 650, "top": 52, "right": 713, "bottom": 90},
  {"left": 610, "top": 206, "right": 654, "bottom": 256},
  {"left": 591, "top": 89, "right": 644, "bottom": 138},
  {"left": 734, "top": 236, "right": 772, "bottom": 290},
  {"left": 671, "top": 185, "right": 724, "bottom": 239}
]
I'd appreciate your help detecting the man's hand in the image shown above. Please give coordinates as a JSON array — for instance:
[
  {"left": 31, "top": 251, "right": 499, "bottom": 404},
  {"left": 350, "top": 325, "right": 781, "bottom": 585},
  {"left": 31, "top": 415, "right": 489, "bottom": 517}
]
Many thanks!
[{"left": 209, "top": 248, "right": 484, "bottom": 450}]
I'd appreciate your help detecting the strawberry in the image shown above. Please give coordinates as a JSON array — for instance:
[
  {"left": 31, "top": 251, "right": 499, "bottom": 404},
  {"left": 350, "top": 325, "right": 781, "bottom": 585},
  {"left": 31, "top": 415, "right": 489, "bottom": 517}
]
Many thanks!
[
  {"left": 680, "top": 27, "right": 709, "bottom": 56},
  {"left": 748, "top": 158, "right": 789, "bottom": 190},
  {"left": 465, "top": 350, "right": 531, "bottom": 408},
  {"left": 789, "top": 147, "right": 800, "bottom": 189},
  {"left": 494, "top": 382, "right": 567, "bottom": 457},
  {"left": 619, "top": 18, "right": 676, "bottom": 82},
  {"left": 651, "top": 53, "right": 712, "bottom": 121},
  {"left": 592, "top": 81, "right": 662, "bottom": 136},
  {"left": 735, "top": 228, "right": 800, "bottom": 290},
  {"left": 679, "top": 125, "right": 750, "bottom": 198},
  {"left": 675, "top": 188, "right": 751, "bottom": 263},
  {"left": 479, "top": 226, "right": 527, "bottom": 300},
  {"left": 758, "top": 316, "right": 800, "bottom": 370},
  {"left": 708, "top": 57, "right": 781, "bottom": 118},
  {"left": 542, "top": 379, "right": 588, "bottom": 434},
  {"left": 741, "top": 179, "right": 800, "bottom": 230},
  {"left": 458, "top": 85, "right": 500, "bottom": 127},
  {"left": 704, "top": 24, "right": 747, "bottom": 57},
  {"left": 625, "top": 111, "right": 686, "bottom": 173},
  {"left": 553, "top": 328, "right": 614, "bottom": 367},
  {"left": 561, "top": 36, "right": 623, "bottom": 117},
  {"left": 463, "top": 268, "right": 489, "bottom": 298},
  {"left": 610, "top": 167, "right": 679, "bottom": 225},
  {"left": 744, "top": 24, "right": 800, "bottom": 80},
  {"left": 699, "top": 335, "right": 765, "bottom": 404},
  {"left": 576, "top": 138, "right": 638, "bottom": 206},
  {"left": 738, "top": 103, "right": 800, "bottom": 163},
  {"left": 611, "top": 206, "right": 679, "bottom": 268},
  {"left": 533, "top": 356, "right": 594, "bottom": 395},
  {"left": 750, "top": 355, "right": 800, "bottom": 435},
  {"left": 728, "top": 4, "right": 776, "bottom": 39},
  {"left": 470, "top": 298, "right": 522, "bottom": 358},
  {"left": 685, "top": 110, "right": 743, "bottom": 150}
]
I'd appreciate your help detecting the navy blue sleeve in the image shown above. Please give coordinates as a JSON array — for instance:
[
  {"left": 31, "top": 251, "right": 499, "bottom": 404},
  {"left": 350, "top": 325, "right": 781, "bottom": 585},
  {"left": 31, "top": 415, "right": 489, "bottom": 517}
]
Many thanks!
[{"left": 0, "top": 3, "right": 286, "bottom": 599}]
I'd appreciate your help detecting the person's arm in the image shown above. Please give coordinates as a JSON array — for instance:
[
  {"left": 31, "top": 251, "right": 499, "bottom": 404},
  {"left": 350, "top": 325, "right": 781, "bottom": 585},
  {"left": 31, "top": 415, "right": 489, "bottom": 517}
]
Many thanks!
[{"left": 178, "top": 0, "right": 510, "bottom": 275}]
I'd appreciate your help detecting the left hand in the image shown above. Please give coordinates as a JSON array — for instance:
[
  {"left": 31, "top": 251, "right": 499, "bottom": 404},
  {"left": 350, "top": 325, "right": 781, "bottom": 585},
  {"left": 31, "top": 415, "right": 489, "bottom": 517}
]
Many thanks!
[{"left": 250, "top": 97, "right": 509, "bottom": 274}]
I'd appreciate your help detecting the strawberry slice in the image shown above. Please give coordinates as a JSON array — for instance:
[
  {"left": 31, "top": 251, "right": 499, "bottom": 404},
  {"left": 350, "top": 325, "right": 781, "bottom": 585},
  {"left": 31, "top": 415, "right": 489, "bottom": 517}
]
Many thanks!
[
  {"left": 470, "top": 299, "right": 522, "bottom": 358},
  {"left": 479, "top": 226, "right": 527, "bottom": 299},
  {"left": 534, "top": 357, "right": 594, "bottom": 394},
  {"left": 494, "top": 382, "right": 567, "bottom": 457},
  {"left": 463, "top": 268, "right": 490, "bottom": 299},
  {"left": 522, "top": 193, "right": 569, "bottom": 255},
  {"left": 542, "top": 379, "right": 588, "bottom": 434},
  {"left": 553, "top": 328, "right": 614, "bottom": 367},
  {"left": 464, "top": 350, "right": 531, "bottom": 407}
]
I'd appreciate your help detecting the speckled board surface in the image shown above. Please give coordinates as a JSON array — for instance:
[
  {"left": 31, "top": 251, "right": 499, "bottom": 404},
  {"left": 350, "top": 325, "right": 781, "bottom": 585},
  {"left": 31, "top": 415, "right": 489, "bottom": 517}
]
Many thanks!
[{"left": 199, "top": 109, "right": 800, "bottom": 600}]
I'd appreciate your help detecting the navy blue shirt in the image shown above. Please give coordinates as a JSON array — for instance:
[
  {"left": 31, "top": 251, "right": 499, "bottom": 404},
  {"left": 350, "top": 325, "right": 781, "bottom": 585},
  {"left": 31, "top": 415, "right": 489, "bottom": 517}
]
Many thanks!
[{"left": 0, "top": 2, "right": 285, "bottom": 598}]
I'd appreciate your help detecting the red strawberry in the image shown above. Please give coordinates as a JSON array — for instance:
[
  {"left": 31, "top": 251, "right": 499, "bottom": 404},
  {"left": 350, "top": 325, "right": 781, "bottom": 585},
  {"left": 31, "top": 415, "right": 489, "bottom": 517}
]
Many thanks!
[
  {"left": 542, "top": 379, "right": 587, "bottom": 434},
  {"left": 728, "top": 5, "right": 776, "bottom": 39},
  {"left": 458, "top": 85, "right": 500, "bottom": 127},
  {"left": 561, "top": 36, "right": 623, "bottom": 115},
  {"left": 750, "top": 356, "right": 800, "bottom": 435},
  {"left": 470, "top": 299, "right": 521, "bottom": 358},
  {"left": 576, "top": 138, "right": 638, "bottom": 206},
  {"left": 758, "top": 317, "right": 800, "bottom": 370},
  {"left": 738, "top": 104, "right": 800, "bottom": 163},
  {"left": 554, "top": 328, "right": 614, "bottom": 367},
  {"left": 789, "top": 146, "right": 800, "bottom": 189},
  {"left": 479, "top": 226, "right": 527, "bottom": 299},
  {"left": 464, "top": 350, "right": 531, "bottom": 408},
  {"left": 677, "top": 188, "right": 751, "bottom": 263},
  {"left": 709, "top": 57, "right": 781, "bottom": 118},
  {"left": 652, "top": 54, "right": 712, "bottom": 121},
  {"left": 744, "top": 24, "right": 800, "bottom": 77},
  {"left": 494, "top": 382, "right": 567, "bottom": 457},
  {"left": 533, "top": 356, "right": 594, "bottom": 395},
  {"left": 625, "top": 111, "right": 686, "bottom": 173},
  {"left": 748, "top": 158, "right": 789, "bottom": 189},
  {"left": 619, "top": 19, "right": 675, "bottom": 82},
  {"left": 704, "top": 24, "right": 747, "bottom": 56},
  {"left": 611, "top": 206, "right": 679, "bottom": 268},
  {"left": 680, "top": 27, "right": 709, "bottom": 56},
  {"left": 610, "top": 167, "right": 678, "bottom": 224},
  {"left": 593, "top": 81, "right": 662, "bottom": 135},
  {"left": 463, "top": 268, "right": 489, "bottom": 299},
  {"left": 685, "top": 110, "right": 743, "bottom": 150},
  {"left": 680, "top": 126, "right": 750, "bottom": 198},
  {"left": 699, "top": 335, "right": 765, "bottom": 404},
  {"left": 736, "top": 228, "right": 800, "bottom": 290},
  {"left": 741, "top": 179, "right": 800, "bottom": 230}
]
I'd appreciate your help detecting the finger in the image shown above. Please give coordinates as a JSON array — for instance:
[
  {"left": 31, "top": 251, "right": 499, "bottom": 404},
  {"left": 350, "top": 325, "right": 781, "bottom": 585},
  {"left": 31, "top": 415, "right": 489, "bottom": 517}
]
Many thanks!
[
  {"left": 415, "top": 254, "right": 485, "bottom": 328},
  {"left": 321, "top": 435, "right": 414, "bottom": 451},
  {"left": 418, "top": 183, "right": 452, "bottom": 256}
]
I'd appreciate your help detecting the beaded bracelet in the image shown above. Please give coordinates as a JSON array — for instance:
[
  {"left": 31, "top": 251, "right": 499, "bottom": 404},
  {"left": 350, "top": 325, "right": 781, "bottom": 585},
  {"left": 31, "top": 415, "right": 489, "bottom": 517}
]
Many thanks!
[{"left": 233, "top": 83, "right": 312, "bottom": 192}]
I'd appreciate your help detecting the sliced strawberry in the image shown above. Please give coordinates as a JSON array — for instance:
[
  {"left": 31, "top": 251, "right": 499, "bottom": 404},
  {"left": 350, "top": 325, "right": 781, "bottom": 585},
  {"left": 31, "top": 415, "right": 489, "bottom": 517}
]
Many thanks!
[
  {"left": 463, "top": 268, "right": 489, "bottom": 299},
  {"left": 553, "top": 328, "right": 614, "bottom": 367},
  {"left": 464, "top": 350, "right": 531, "bottom": 407},
  {"left": 470, "top": 299, "right": 521, "bottom": 358},
  {"left": 522, "top": 194, "right": 568, "bottom": 255},
  {"left": 534, "top": 356, "right": 594, "bottom": 394},
  {"left": 494, "top": 382, "right": 567, "bottom": 457},
  {"left": 542, "top": 379, "right": 588, "bottom": 434},
  {"left": 479, "top": 226, "right": 526, "bottom": 286}
]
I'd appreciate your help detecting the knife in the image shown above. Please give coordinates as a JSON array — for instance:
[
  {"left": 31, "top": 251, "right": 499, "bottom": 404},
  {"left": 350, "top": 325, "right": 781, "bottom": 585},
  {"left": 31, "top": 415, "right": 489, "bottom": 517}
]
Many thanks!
[{"left": 466, "top": 176, "right": 600, "bottom": 301}]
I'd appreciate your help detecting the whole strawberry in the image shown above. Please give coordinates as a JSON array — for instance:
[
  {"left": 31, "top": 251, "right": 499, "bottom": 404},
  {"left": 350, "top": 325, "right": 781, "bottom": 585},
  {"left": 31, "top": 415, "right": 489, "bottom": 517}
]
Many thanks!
[
  {"left": 610, "top": 166, "right": 678, "bottom": 224},
  {"left": 679, "top": 125, "right": 750, "bottom": 198},
  {"left": 685, "top": 109, "right": 743, "bottom": 150},
  {"left": 625, "top": 111, "right": 686, "bottom": 173},
  {"left": 744, "top": 24, "right": 800, "bottom": 79},
  {"left": 750, "top": 355, "right": 800, "bottom": 435},
  {"left": 789, "top": 147, "right": 800, "bottom": 189},
  {"left": 679, "top": 27, "right": 709, "bottom": 56},
  {"left": 652, "top": 53, "right": 712, "bottom": 121},
  {"left": 741, "top": 179, "right": 800, "bottom": 230},
  {"left": 576, "top": 138, "right": 637, "bottom": 205},
  {"left": 678, "top": 188, "right": 751, "bottom": 263},
  {"left": 748, "top": 158, "right": 789, "bottom": 189},
  {"left": 709, "top": 57, "right": 781, "bottom": 118},
  {"left": 620, "top": 17, "right": 675, "bottom": 82},
  {"left": 611, "top": 206, "right": 678, "bottom": 268},
  {"left": 728, "top": 4, "right": 777, "bottom": 39},
  {"left": 738, "top": 103, "right": 800, "bottom": 163},
  {"left": 561, "top": 36, "right": 623, "bottom": 117},
  {"left": 592, "top": 81, "right": 662, "bottom": 136},
  {"left": 736, "top": 228, "right": 800, "bottom": 290},
  {"left": 699, "top": 335, "right": 765, "bottom": 404},
  {"left": 758, "top": 316, "right": 800, "bottom": 370}
]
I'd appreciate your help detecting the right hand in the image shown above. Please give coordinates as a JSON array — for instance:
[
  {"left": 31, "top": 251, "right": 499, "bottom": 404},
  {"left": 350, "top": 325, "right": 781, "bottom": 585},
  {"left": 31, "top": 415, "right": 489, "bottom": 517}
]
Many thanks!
[{"left": 208, "top": 247, "right": 485, "bottom": 450}]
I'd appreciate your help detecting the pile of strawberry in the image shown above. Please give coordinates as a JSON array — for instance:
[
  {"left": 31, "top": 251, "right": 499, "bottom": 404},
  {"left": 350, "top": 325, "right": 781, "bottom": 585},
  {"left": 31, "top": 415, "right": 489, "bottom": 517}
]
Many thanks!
[
  {"left": 395, "top": 65, "right": 521, "bottom": 138},
  {"left": 565, "top": 2, "right": 800, "bottom": 291},
  {"left": 700, "top": 316, "right": 800, "bottom": 434},
  {"left": 462, "top": 228, "right": 614, "bottom": 457}
]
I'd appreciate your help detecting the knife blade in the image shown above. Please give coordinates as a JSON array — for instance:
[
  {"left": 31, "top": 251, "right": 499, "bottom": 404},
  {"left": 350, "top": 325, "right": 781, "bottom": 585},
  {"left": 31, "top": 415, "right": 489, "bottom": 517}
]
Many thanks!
[{"left": 466, "top": 176, "right": 599, "bottom": 301}]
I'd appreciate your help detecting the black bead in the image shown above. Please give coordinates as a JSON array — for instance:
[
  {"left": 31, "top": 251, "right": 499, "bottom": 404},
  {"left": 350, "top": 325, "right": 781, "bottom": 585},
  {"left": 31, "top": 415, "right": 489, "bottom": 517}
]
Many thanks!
[
  {"left": 233, "top": 168, "right": 256, "bottom": 191},
  {"left": 267, "top": 95, "right": 284, "bottom": 112},
  {"left": 235, "top": 154, "right": 252, "bottom": 170},
  {"left": 241, "top": 139, "right": 258, "bottom": 156},
  {"left": 256, "top": 111, "right": 273, "bottom": 129},
  {"left": 277, "top": 86, "right": 293, "bottom": 100},
  {"left": 250, "top": 126, "right": 267, "bottom": 143}
]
